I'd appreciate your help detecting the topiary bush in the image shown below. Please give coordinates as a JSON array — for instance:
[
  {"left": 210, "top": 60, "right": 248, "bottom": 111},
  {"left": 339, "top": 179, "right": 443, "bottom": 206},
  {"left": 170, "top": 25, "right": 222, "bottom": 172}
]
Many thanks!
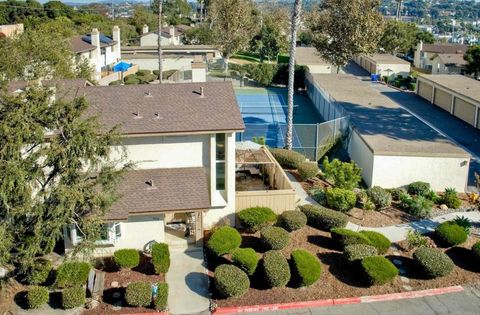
[
  {"left": 109, "top": 80, "right": 122, "bottom": 86},
  {"left": 331, "top": 228, "right": 372, "bottom": 249},
  {"left": 400, "top": 194, "right": 433, "bottom": 218},
  {"left": 125, "top": 281, "right": 152, "bottom": 307},
  {"left": 152, "top": 243, "right": 170, "bottom": 274},
  {"left": 232, "top": 248, "right": 260, "bottom": 276},
  {"left": 279, "top": 211, "right": 307, "bottom": 231},
  {"left": 214, "top": 264, "right": 250, "bottom": 298},
  {"left": 435, "top": 221, "right": 468, "bottom": 246},
  {"left": 325, "top": 188, "right": 356, "bottom": 212},
  {"left": 136, "top": 69, "right": 152, "bottom": 76},
  {"left": 343, "top": 244, "right": 378, "bottom": 264},
  {"left": 207, "top": 226, "right": 242, "bottom": 256},
  {"left": 270, "top": 148, "right": 306, "bottom": 169},
  {"left": 237, "top": 207, "right": 277, "bottom": 232},
  {"left": 367, "top": 186, "right": 392, "bottom": 210},
  {"left": 124, "top": 78, "right": 140, "bottom": 85},
  {"left": 113, "top": 249, "right": 140, "bottom": 269},
  {"left": 62, "top": 286, "right": 86, "bottom": 309},
  {"left": 472, "top": 241, "right": 480, "bottom": 261},
  {"left": 359, "top": 231, "right": 391, "bottom": 254},
  {"left": 26, "top": 259, "right": 52, "bottom": 285},
  {"left": 154, "top": 283, "right": 168, "bottom": 311},
  {"left": 361, "top": 256, "right": 398, "bottom": 285},
  {"left": 440, "top": 188, "right": 461, "bottom": 209},
  {"left": 298, "top": 162, "right": 319, "bottom": 180},
  {"left": 262, "top": 250, "right": 290, "bottom": 288},
  {"left": 413, "top": 247, "right": 454, "bottom": 278},
  {"left": 299, "top": 204, "right": 348, "bottom": 231},
  {"left": 407, "top": 181, "right": 431, "bottom": 196},
  {"left": 321, "top": 157, "right": 362, "bottom": 190},
  {"left": 27, "top": 286, "right": 49, "bottom": 309},
  {"left": 290, "top": 249, "right": 321, "bottom": 287},
  {"left": 261, "top": 226, "right": 290, "bottom": 250},
  {"left": 56, "top": 262, "right": 91, "bottom": 288}
]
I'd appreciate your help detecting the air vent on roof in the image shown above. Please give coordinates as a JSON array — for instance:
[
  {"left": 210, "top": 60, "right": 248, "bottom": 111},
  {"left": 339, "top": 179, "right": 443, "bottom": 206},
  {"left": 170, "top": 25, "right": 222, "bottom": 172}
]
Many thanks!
[
  {"left": 200, "top": 86, "right": 204, "bottom": 98},
  {"left": 154, "top": 112, "right": 163, "bottom": 120},
  {"left": 146, "top": 179, "right": 157, "bottom": 190},
  {"left": 144, "top": 91, "right": 152, "bottom": 97},
  {"left": 133, "top": 110, "right": 142, "bottom": 119}
]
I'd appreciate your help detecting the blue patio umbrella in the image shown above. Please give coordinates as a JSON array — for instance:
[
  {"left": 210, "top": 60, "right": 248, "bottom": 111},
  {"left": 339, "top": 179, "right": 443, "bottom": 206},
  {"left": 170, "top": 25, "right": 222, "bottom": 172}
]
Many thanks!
[{"left": 113, "top": 61, "right": 132, "bottom": 72}]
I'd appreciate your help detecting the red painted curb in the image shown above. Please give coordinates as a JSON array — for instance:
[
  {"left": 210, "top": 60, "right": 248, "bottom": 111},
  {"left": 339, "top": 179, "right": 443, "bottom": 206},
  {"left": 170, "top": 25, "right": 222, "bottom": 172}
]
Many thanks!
[{"left": 361, "top": 285, "right": 464, "bottom": 303}]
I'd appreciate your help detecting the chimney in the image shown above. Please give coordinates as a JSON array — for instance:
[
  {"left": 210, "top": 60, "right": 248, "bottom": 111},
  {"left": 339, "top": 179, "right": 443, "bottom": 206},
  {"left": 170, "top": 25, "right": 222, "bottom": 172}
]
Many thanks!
[
  {"left": 142, "top": 24, "right": 149, "bottom": 34},
  {"left": 91, "top": 28, "right": 101, "bottom": 78},
  {"left": 91, "top": 28, "right": 100, "bottom": 48},
  {"left": 169, "top": 26, "right": 175, "bottom": 37},
  {"left": 112, "top": 25, "right": 121, "bottom": 61}
]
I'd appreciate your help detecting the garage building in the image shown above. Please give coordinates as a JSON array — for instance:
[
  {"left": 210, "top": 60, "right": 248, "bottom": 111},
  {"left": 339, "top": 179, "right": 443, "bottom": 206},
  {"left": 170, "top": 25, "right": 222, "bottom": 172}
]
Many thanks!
[
  {"left": 295, "top": 47, "right": 334, "bottom": 74},
  {"left": 306, "top": 74, "right": 470, "bottom": 192},
  {"left": 416, "top": 74, "right": 480, "bottom": 130},
  {"left": 353, "top": 54, "right": 411, "bottom": 78}
]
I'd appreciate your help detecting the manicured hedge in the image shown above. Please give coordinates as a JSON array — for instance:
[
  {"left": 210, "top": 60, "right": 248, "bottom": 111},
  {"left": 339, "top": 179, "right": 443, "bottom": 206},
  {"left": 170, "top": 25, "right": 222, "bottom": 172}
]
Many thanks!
[
  {"left": 359, "top": 231, "right": 391, "bottom": 254},
  {"left": 331, "top": 228, "right": 372, "bottom": 249},
  {"left": 260, "top": 226, "right": 290, "bottom": 250},
  {"left": 270, "top": 148, "right": 306, "bottom": 169},
  {"left": 125, "top": 281, "right": 152, "bottom": 307},
  {"left": 207, "top": 226, "right": 242, "bottom": 256},
  {"left": 237, "top": 207, "right": 277, "bottom": 232},
  {"left": 298, "top": 162, "right": 319, "bottom": 181},
  {"left": 435, "top": 221, "right": 468, "bottom": 246},
  {"left": 361, "top": 256, "right": 398, "bottom": 285},
  {"left": 407, "top": 181, "right": 431, "bottom": 196},
  {"left": 440, "top": 188, "right": 461, "bottom": 209},
  {"left": 154, "top": 283, "right": 168, "bottom": 311},
  {"left": 56, "top": 262, "right": 91, "bottom": 288},
  {"left": 26, "top": 259, "right": 52, "bottom": 285},
  {"left": 113, "top": 249, "right": 140, "bottom": 269},
  {"left": 279, "top": 211, "right": 307, "bottom": 231},
  {"left": 367, "top": 186, "right": 392, "bottom": 210},
  {"left": 232, "top": 248, "right": 260, "bottom": 276},
  {"left": 262, "top": 250, "right": 291, "bottom": 288},
  {"left": 472, "top": 241, "right": 480, "bottom": 261},
  {"left": 413, "top": 247, "right": 454, "bottom": 278},
  {"left": 299, "top": 204, "right": 348, "bottom": 231},
  {"left": 214, "top": 264, "right": 250, "bottom": 298},
  {"left": 62, "top": 286, "right": 86, "bottom": 309},
  {"left": 343, "top": 244, "right": 378, "bottom": 264},
  {"left": 291, "top": 249, "right": 321, "bottom": 287},
  {"left": 152, "top": 243, "right": 170, "bottom": 274},
  {"left": 325, "top": 188, "right": 356, "bottom": 212},
  {"left": 27, "top": 286, "right": 49, "bottom": 309}
]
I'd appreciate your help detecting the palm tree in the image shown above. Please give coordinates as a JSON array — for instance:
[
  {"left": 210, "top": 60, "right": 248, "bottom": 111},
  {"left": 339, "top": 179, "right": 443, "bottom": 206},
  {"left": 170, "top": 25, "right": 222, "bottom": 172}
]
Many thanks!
[
  {"left": 285, "top": 0, "right": 302, "bottom": 150},
  {"left": 157, "top": 0, "right": 164, "bottom": 83},
  {"left": 198, "top": 0, "right": 203, "bottom": 22}
]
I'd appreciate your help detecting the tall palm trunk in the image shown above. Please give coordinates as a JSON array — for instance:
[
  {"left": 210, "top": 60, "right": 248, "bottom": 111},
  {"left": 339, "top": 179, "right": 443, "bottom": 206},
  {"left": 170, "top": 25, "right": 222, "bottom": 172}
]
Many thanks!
[
  {"left": 286, "top": 0, "right": 302, "bottom": 150},
  {"left": 199, "top": 0, "right": 203, "bottom": 22},
  {"left": 158, "top": 0, "right": 163, "bottom": 83}
]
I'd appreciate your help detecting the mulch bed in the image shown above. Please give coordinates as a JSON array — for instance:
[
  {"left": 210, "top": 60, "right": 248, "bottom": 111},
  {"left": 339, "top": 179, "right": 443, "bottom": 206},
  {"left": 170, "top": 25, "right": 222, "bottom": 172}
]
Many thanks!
[
  {"left": 210, "top": 225, "right": 480, "bottom": 308},
  {"left": 84, "top": 254, "right": 165, "bottom": 315}
]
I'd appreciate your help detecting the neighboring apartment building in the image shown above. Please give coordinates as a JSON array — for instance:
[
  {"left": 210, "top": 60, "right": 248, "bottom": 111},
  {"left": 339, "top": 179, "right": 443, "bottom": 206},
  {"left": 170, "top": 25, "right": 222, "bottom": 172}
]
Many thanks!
[
  {"left": 353, "top": 54, "right": 411, "bottom": 78},
  {"left": 295, "top": 47, "right": 334, "bottom": 74},
  {"left": 414, "top": 41, "right": 468, "bottom": 74},
  {"left": 139, "top": 24, "right": 191, "bottom": 47},
  {"left": 0, "top": 23, "right": 24, "bottom": 38},
  {"left": 56, "top": 82, "right": 245, "bottom": 255}
]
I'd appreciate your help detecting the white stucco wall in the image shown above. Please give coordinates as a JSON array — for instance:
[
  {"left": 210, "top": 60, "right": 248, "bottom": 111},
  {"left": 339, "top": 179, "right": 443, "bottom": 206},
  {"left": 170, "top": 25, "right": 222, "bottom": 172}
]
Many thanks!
[
  {"left": 192, "top": 67, "right": 206, "bottom": 82},
  {"left": 347, "top": 130, "right": 374, "bottom": 187},
  {"left": 377, "top": 63, "right": 411, "bottom": 78},
  {"left": 307, "top": 64, "right": 333, "bottom": 74},
  {"left": 122, "top": 57, "right": 193, "bottom": 72},
  {"left": 140, "top": 33, "right": 178, "bottom": 46},
  {"left": 371, "top": 155, "right": 469, "bottom": 192}
]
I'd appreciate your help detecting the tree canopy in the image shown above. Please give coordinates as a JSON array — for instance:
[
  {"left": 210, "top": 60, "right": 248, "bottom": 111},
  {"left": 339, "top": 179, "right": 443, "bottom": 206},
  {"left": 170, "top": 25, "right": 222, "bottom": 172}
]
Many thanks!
[
  {"left": 464, "top": 45, "right": 480, "bottom": 79},
  {"left": 379, "top": 20, "right": 419, "bottom": 54},
  {"left": 151, "top": 0, "right": 192, "bottom": 25}
]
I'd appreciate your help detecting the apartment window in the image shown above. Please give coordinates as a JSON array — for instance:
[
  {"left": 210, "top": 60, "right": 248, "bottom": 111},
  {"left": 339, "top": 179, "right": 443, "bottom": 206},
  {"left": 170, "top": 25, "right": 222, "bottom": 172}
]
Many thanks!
[
  {"left": 216, "top": 133, "right": 226, "bottom": 190},
  {"left": 65, "top": 222, "right": 121, "bottom": 246}
]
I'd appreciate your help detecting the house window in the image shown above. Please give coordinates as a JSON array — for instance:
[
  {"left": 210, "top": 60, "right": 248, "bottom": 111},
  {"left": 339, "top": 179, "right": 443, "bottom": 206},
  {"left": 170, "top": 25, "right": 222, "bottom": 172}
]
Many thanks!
[
  {"left": 215, "top": 133, "right": 226, "bottom": 190},
  {"left": 65, "top": 222, "right": 122, "bottom": 246}
]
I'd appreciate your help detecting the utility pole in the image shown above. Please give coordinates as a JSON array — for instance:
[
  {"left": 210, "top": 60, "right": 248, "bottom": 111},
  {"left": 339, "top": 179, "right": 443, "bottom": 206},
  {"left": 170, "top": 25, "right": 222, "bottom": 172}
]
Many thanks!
[
  {"left": 395, "top": 0, "right": 402, "bottom": 21},
  {"left": 158, "top": 0, "right": 163, "bottom": 83}
]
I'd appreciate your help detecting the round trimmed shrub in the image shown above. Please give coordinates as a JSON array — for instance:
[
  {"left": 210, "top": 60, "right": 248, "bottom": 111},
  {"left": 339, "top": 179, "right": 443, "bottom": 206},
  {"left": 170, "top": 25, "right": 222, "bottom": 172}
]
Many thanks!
[
  {"left": 413, "top": 247, "right": 454, "bottom": 278},
  {"left": 435, "top": 221, "right": 468, "bottom": 246},
  {"left": 270, "top": 148, "right": 306, "bottom": 169},
  {"left": 26, "top": 259, "right": 52, "bottom": 285},
  {"left": 136, "top": 69, "right": 152, "bottom": 76},
  {"left": 473, "top": 242, "right": 480, "bottom": 261},
  {"left": 125, "top": 281, "right": 152, "bottom": 307},
  {"left": 280, "top": 211, "right": 307, "bottom": 231},
  {"left": 407, "top": 181, "right": 431, "bottom": 196},
  {"left": 343, "top": 244, "right": 378, "bottom": 264},
  {"left": 237, "top": 207, "right": 277, "bottom": 232},
  {"left": 298, "top": 162, "right": 319, "bottom": 180},
  {"left": 291, "top": 249, "right": 321, "bottom": 287},
  {"left": 361, "top": 256, "right": 398, "bottom": 285},
  {"left": 27, "top": 286, "right": 49, "bottom": 309},
  {"left": 262, "top": 250, "right": 290, "bottom": 288},
  {"left": 261, "top": 226, "right": 290, "bottom": 250},
  {"left": 331, "top": 228, "right": 372, "bottom": 248},
  {"left": 300, "top": 204, "right": 348, "bottom": 231},
  {"left": 56, "top": 262, "right": 91, "bottom": 288},
  {"left": 154, "top": 283, "right": 168, "bottom": 311},
  {"left": 359, "top": 231, "right": 391, "bottom": 254},
  {"left": 152, "top": 243, "right": 170, "bottom": 274},
  {"left": 62, "top": 287, "right": 86, "bottom": 309},
  {"left": 214, "top": 264, "right": 250, "bottom": 298},
  {"left": 207, "top": 226, "right": 242, "bottom": 256},
  {"left": 232, "top": 248, "right": 260, "bottom": 276},
  {"left": 325, "top": 188, "right": 356, "bottom": 212},
  {"left": 113, "top": 249, "right": 140, "bottom": 269},
  {"left": 367, "top": 186, "right": 392, "bottom": 209}
]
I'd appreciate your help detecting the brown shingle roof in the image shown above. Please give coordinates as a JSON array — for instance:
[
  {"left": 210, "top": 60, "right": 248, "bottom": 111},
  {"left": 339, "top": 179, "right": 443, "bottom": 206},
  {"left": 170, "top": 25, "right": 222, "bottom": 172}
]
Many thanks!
[
  {"left": 107, "top": 167, "right": 210, "bottom": 220},
  {"left": 70, "top": 36, "right": 96, "bottom": 54},
  {"left": 421, "top": 43, "right": 468, "bottom": 54},
  {"left": 434, "top": 53, "right": 468, "bottom": 66},
  {"left": 79, "top": 82, "right": 244, "bottom": 135}
]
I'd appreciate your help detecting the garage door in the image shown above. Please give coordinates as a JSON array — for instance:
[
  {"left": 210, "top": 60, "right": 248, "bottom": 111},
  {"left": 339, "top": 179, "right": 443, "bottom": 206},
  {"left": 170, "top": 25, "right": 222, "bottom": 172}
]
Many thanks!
[
  {"left": 369, "top": 62, "right": 376, "bottom": 74},
  {"left": 454, "top": 98, "right": 476, "bottom": 126},
  {"left": 417, "top": 81, "right": 433, "bottom": 102},
  {"left": 433, "top": 89, "right": 452, "bottom": 112},
  {"left": 477, "top": 108, "right": 480, "bottom": 129}
]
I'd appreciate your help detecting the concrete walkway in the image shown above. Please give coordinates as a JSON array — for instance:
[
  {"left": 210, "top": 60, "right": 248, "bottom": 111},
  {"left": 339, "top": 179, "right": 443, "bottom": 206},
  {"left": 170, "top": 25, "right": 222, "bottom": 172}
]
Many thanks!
[{"left": 166, "top": 248, "right": 210, "bottom": 315}]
